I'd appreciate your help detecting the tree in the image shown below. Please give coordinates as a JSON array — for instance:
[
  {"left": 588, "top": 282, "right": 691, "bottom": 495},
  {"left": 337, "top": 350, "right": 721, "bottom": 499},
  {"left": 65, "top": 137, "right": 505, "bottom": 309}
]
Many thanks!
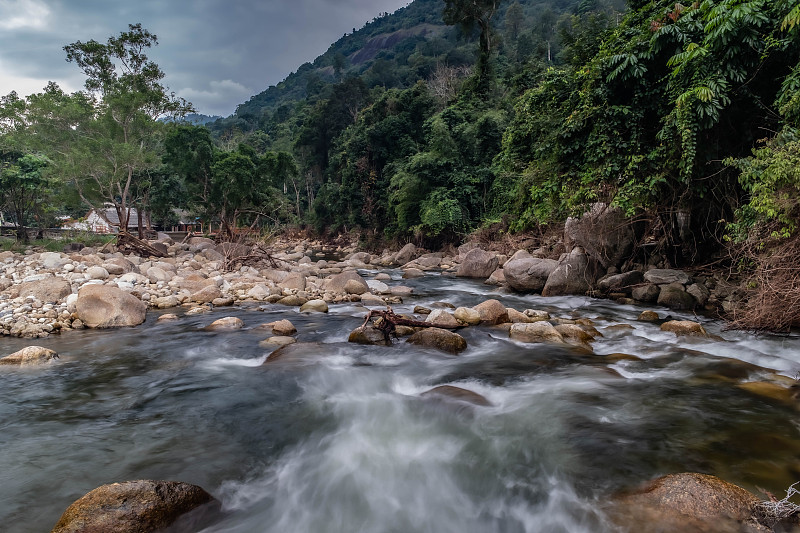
[
  {"left": 505, "top": 1, "right": 525, "bottom": 40},
  {"left": 0, "top": 153, "right": 50, "bottom": 242},
  {"left": 63, "top": 23, "right": 193, "bottom": 235},
  {"left": 443, "top": 0, "right": 505, "bottom": 79}
]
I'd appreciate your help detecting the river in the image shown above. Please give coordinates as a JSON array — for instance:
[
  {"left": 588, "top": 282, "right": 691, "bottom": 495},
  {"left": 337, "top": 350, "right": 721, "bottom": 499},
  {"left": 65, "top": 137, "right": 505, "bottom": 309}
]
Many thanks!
[{"left": 1, "top": 270, "right": 799, "bottom": 532}]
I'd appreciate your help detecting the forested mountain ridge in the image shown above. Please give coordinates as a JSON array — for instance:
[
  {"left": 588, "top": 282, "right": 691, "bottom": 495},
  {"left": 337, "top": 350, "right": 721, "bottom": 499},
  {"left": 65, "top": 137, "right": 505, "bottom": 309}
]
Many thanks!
[{"left": 211, "top": 0, "right": 616, "bottom": 137}]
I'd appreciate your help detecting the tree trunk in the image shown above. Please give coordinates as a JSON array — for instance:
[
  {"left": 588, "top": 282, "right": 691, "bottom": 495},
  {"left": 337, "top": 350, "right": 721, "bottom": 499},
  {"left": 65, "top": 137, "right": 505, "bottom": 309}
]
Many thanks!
[{"left": 137, "top": 208, "right": 144, "bottom": 239}]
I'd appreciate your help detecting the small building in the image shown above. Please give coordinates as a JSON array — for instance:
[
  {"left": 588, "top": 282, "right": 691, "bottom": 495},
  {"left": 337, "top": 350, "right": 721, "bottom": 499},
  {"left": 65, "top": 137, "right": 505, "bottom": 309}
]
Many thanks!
[{"left": 62, "top": 203, "right": 149, "bottom": 234}]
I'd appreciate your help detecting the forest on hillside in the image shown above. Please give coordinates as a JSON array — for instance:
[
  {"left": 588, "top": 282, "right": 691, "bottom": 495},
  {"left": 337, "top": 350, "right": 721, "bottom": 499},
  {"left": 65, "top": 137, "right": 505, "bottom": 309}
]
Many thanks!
[{"left": 1, "top": 0, "right": 799, "bottom": 327}]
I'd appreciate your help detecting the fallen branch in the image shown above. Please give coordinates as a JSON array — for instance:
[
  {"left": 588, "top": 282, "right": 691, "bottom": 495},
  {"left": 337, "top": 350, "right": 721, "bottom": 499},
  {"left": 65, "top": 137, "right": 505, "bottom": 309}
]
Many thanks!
[
  {"left": 358, "top": 306, "right": 459, "bottom": 344},
  {"left": 116, "top": 231, "right": 166, "bottom": 258}
]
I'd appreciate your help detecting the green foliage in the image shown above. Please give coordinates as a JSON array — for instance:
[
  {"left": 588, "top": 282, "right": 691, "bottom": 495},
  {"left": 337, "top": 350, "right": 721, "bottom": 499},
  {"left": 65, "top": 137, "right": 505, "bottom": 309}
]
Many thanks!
[{"left": 0, "top": 153, "right": 52, "bottom": 242}]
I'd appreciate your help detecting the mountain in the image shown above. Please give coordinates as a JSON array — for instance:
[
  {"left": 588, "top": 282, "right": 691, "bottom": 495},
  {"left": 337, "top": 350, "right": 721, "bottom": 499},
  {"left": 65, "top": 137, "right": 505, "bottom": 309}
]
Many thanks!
[{"left": 208, "top": 0, "right": 622, "bottom": 138}]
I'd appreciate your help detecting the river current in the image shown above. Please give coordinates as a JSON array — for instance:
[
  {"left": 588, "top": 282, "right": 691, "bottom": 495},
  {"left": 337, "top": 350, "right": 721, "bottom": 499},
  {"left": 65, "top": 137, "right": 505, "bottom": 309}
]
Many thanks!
[{"left": 2, "top": 270, "right": 799, "bottom": 532}]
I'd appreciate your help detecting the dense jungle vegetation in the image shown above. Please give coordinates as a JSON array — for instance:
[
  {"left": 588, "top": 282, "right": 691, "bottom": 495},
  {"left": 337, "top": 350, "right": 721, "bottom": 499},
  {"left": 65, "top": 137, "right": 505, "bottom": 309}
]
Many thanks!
[{"left": 1, "top": 0, "right": 798, "bottom": 266}]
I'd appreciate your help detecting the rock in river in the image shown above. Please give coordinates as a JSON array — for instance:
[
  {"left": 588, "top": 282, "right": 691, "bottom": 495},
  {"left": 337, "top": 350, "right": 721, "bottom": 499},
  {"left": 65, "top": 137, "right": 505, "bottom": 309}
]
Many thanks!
[
  {"left": 407, "top": 328, "right": 467, "bottom": 354},
  {"left": 51, "top": 479, "right": 214, "bottom": 533},
  {"left": 421, "top": 385, "right": 491, "bottom": 406},
  {"left": 76, "top": 285, "right": 146, "bottom": 328},
  {"left": 610, "top": 473, "right": 768, "bottom": 533},
  {"left": 0, "top": 346, "right": 59, "bottom": 366}
]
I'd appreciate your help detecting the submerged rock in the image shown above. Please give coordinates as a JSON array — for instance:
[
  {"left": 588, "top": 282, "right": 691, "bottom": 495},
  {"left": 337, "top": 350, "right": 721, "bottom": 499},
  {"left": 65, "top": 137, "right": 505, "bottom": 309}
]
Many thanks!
[
  {"left": 407, "top": 328, "right": 467, "bottom": 354},
  {"left": 0, "top": 346, "right": 59, "bottom": 366},
  {"left": 420, "top": 385, "right": 491, "bottom": 407},
  {"left": 51, "top": 480, "right": 214, "bottom": 533}
]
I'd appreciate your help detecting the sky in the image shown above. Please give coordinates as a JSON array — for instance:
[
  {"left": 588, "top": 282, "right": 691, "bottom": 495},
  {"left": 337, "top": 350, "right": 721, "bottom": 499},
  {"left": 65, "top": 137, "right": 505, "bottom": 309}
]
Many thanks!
[{"left": 0, "top": 0, "right": 412, "bottom": 116}]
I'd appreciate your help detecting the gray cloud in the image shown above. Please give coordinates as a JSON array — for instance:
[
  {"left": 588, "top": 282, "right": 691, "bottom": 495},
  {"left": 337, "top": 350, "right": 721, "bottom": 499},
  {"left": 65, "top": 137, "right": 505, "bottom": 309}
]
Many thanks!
[{"left": 0, "top": 0, "right": 412, "bottom": 115}]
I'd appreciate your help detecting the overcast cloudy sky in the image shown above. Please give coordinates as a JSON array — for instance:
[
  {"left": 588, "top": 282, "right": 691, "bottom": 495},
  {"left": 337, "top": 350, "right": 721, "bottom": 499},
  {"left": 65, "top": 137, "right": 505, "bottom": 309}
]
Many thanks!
[{"left": 0, "top": 0, "right": 412, "bottom": 116}]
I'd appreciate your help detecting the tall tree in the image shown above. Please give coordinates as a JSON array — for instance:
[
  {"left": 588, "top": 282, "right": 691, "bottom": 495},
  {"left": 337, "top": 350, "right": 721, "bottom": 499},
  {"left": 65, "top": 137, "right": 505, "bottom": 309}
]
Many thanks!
[
  {"left": 443, "top": 0, "right": 505, "bottom": 78},
  {"left": 63, "top": 23, "right": 193, "bottom": 235}
]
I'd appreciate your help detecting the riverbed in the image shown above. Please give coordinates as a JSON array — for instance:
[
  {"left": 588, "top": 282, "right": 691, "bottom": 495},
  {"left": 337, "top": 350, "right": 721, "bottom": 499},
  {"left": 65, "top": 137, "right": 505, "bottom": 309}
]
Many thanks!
[{"left": 2, "top": 271, "right": 799, "bottom": 532}]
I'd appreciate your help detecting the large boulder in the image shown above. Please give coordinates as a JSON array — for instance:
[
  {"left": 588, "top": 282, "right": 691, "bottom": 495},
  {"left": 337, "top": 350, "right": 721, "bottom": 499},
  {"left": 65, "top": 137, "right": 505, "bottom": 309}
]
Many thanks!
[
  {"left": 473, "top": 299, "right": 509, "bottom": 325},
  {"left": 300, "top": 299, "right": 328, "bottom": 313},
  {"left": 542, "top": 247, "right": 601, "bottom": 297},
  {"left": 564, "top": 202, "right": 635, "bottom": 269},
  {"left": 190, "top": 284, "right": 222, "bottom": 304},
  {"left": 51, "top": 480, "right": 214, "bottom": 533},
  {"left": 610, "top": 473, "right": 768, "bottom": 533},
  {"left": 327, "top": 271, "right": 369, "bottom": 295},
  {"left": 657, "top": 283, "right": 697, "bottom": 310},
  {"left": 456, "top": 248, "right": 499, "bottom": 279},
  {"left": 76, "top": 285, "right": 146, "bottom": 328},
  {"left": 393, "top": 243, "right": 417, "bottom": 265},
  {"left": 503, "top": 257, "right": 560, "bottom": 292},
  {"left": 407, "top": 328, "right": 467, "bottom": 354},
  {"left": 0, "top": 346, "right": 59, "bottom": 366},
  {"left": 16, "top": 276, "right": 71, "bottom": 303}
]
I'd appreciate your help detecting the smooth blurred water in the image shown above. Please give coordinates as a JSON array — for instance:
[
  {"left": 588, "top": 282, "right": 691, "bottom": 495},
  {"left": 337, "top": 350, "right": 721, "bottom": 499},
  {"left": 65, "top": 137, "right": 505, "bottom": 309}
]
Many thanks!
[{"left": 2, "top": 272, "right": 800, "bottom": 532}]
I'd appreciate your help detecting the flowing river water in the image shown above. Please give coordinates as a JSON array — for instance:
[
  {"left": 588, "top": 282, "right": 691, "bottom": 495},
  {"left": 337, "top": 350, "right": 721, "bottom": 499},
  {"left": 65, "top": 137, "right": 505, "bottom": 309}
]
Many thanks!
[{"left": 2, "top": 270, "right": 800, "bottom": 532}]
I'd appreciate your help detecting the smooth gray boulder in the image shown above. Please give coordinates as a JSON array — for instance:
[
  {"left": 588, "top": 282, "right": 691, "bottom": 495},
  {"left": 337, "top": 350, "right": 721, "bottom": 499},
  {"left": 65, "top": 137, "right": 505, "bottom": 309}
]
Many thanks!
[
  {"left": 456, "top": 248, "right": 498, "bottom": 279},
  {"left": 503, "top": 257, "right": 559, "bottom": 292},
  {"left": 542, "top": 248, "right": 601, "bottom": 297}
]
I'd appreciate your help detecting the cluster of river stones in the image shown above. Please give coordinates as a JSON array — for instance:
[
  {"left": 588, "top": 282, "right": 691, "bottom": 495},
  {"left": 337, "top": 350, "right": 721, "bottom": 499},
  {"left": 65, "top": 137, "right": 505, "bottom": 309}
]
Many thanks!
[{"left": 0, "top": 234, "right": 794, "bottom": 531}]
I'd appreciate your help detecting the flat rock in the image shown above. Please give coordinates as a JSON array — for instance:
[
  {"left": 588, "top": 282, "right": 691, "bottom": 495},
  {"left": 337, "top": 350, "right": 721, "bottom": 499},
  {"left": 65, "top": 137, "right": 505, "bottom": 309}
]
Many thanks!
[
  {"left": 0, "top": 346, "right": 59, "bottom": 366},
  {"left": 51, "top": 480, "right": 214, "bottom": 533},
  {"left": 644, "top": 268, "right": 690, "bottom": 285},
  {"left": 16, "top": 276, "right": 71, "bottom": 303},
  {"left": 402, "top": 268, "right": 425, "bottom": 279}
]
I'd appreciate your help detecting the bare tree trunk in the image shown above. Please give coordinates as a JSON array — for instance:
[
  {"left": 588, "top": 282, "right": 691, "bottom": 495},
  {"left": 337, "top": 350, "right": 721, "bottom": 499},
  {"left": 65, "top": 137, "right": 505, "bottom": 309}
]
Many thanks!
[{"left": 137, "top": 208, "right": 144, "bottom": 239}]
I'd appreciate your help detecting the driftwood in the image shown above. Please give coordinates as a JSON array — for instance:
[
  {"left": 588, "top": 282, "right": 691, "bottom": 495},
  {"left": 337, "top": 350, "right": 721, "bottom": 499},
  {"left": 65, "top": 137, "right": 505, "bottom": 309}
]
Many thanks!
[
  {"left": 116, "top": 231, "right": 167, "bottom": 258},
  {"left": 358, "top": 306, "right": 459, "bottom": 344}
]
